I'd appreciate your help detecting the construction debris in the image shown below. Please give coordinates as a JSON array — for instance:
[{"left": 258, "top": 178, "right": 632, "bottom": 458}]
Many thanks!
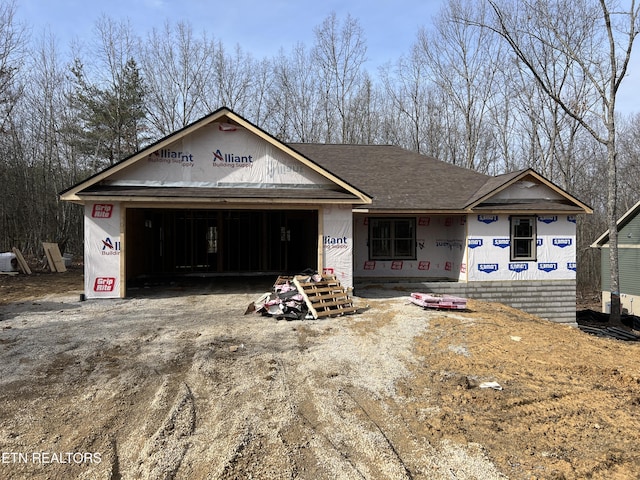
[
  {"left": 247, "top": 273, "right": 359, "bottom": 320},
  {"left": 410, "top": 292, "right": 468, "bottom": 310},
  {"left": 577, "top": 309, "right": 640, "bottom": 341}
]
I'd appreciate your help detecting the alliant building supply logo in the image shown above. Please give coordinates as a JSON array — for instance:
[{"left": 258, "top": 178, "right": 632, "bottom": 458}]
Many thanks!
[
  {"left": 435, "top": 239, "right": 463, "bottom": 251},
  {"left": 101, "top": 237, "right": 121, "bottom": 255},
  {"left": 212, "top": 149, "right": 253, "bottom": 168},
  {"left": 92, "top": 204, "right": 113, "bottom": 218},
  {"left": 323, "top": 235, "right": 348, "bottom": 249},
  {"left": 94, "top": 277, "right": 115, "bottom": 292},
  {"left": 149, "top": 148, "right": 194, "bottom": 166}
]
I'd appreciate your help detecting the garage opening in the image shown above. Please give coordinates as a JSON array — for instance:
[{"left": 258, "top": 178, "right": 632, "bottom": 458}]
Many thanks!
[{"left": 126, "top": 209, "right": 318, "bottom": 279}]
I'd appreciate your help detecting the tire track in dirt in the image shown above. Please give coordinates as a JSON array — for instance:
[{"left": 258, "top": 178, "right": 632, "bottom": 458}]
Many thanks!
[{"left": 135, "top": 383, "right": 196, "bottom": 479}]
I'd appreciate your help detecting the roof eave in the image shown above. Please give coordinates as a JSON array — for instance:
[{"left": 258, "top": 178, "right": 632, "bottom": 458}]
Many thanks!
[{"left": 592, "top": 198, "right": 640, "bottom": 247}]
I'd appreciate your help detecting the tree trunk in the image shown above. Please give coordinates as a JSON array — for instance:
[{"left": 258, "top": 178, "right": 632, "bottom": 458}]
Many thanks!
[{"left": 607, "top": 135, "right": 622, "bottom": 323}]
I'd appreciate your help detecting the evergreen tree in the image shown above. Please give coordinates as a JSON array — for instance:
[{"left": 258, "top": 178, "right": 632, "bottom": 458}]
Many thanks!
[{"left": 68, "top": 56, "right": 146, "bottom": 169}]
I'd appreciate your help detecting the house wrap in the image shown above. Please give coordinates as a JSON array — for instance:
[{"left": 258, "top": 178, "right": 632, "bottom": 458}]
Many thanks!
[{"left": 60, "top": 107, "right": 592, "bottom": 323}]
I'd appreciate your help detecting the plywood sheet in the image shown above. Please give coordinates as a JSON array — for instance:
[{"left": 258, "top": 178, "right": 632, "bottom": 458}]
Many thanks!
[{"left": 42, "top": 242, "right": 67, "bottom": 272}]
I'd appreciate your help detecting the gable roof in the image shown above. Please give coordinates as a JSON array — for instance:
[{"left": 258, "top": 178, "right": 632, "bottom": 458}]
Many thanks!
[
  {"left": 60, "top": 106, "right": 591, "bottom": 216},
  {"left": 59, "top": 107, "right": 372, "bottom": 205},
  {"left": 591, "top": 198, "right": 640, "bottom": 247},
  {"left": 464, "top": 168, "right": 593, "bottom": 214}
]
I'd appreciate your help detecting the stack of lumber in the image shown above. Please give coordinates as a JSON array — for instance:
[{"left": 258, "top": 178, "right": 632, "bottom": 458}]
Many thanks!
[
  {"left": 42, "top": 242, "right": 67, "bottom": 272},
  {"left": 410, "top": 292, "right": 468, "bottom": 310}
]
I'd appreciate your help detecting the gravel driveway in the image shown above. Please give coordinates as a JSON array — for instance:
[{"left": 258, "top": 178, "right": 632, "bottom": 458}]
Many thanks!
[{"left": 0, "top": 280, "right": 505, "bottom": 479}]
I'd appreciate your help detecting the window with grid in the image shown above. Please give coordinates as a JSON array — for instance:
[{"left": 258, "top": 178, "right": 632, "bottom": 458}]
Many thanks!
[
  {"left": 369, "top": 218, "right": 416, "bottom": 260},
  {"left": 510, "top": 216, "right": 537, "bottom": 261}
]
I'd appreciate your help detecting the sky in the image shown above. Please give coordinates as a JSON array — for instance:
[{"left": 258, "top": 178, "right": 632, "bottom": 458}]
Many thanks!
[
  {"left": 14, "top": 0, "right": 640, "bottom": 115},
  {"left": 16, "top": 0, "right": 442, "bottom": 70}
]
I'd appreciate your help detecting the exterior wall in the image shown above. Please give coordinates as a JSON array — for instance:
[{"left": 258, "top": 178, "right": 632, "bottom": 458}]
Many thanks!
[
  {"left": 466, "top": 214, "right": 577, "bottom": 281},
  {"left": 355, "top": 278, "right": 577, "bottom": 324},
  {"left": 353, "top": 214, "right": 466, "bottom": 280},
  {"left": 600, "top": 290, "right": 640, "bottom": 316},
  {"left": 600, "top": 244, "right": 640, "bottom": 313},
  {"left": 84, "top": 202, "right": 122, "bottom": 299},
  {"left": 600, "top": 246, "right": 640, "bottom": 296},
  {"left": 618, "top": 213, "right": 640, "bottom": 247},
  {"left": 608, "top": 215, "right": 640, "bottom": 305},
  {"left": 322, "top": 205, "right": 353, "bottom": 288}
]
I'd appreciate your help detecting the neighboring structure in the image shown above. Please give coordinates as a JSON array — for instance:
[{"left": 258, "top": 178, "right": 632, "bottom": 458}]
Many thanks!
[
  {"left": 60, "top": 107, "right": 592, "bottom": 323},
  {"left": 592, "top": 199, "right": 640, "bottom": 315}
]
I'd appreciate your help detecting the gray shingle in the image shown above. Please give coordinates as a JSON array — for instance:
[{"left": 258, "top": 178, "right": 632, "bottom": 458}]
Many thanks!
[{"left": 289, "top": 143, "right": 490, "bottom": 211}]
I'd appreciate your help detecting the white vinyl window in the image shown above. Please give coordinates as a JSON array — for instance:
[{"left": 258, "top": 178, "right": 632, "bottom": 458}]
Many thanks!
[
  {"left": 369, "top": 218, "right": 416, "bottom": 260},
  {"left": 510, "top": 216, "right": 537, "bottom": 261}
]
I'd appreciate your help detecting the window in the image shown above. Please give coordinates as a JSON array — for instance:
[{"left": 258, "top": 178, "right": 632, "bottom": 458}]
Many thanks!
[
  {"left": 510, "top": 216, "right": 536, "bottom": 261},
  {"left": 369, "top": 218, "right": 416, "bottom": 260}
]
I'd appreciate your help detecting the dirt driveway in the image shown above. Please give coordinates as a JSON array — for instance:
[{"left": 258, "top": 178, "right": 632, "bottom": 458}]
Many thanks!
[{"left": 1, "top": 270, "right": 640, "bottom": 479}]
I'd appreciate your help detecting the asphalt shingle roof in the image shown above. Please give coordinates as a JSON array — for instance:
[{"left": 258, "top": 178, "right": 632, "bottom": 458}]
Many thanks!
[{"left": 288, "top": 144, "right": 491, "bottom": 211}]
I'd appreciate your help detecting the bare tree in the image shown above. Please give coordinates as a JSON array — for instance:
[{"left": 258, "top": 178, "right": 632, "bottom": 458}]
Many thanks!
[
  {"left": 67, "top": 17, "right": 146, "bottom": 168},
  {"left": 269, "top": 43, "right": 324, "bottom": 142},
  {"left": 207, "top": 42, "right": 256, "bottom": 114},
  {"left": 0, "top": 0, "right": 27, "bottom": 252},
  {"left": 312, "top": 12, "right": 368, "bottom": 143},
  {"left": 379, "top": 49, "right": 435, "bottom": 153},
  {"left": 141, "top": 22, "right": 216, "bottom": 136},
  {"left": 416, "top": 0, "right": 505, "bottom": 172},
  {"left": 617, "top": 113, "right": 640, "bottom": 211},
  {"left": 0, "top": 0, "right": 24, "bottom": 130},
  {"left": 480, "top": 0, "right": 639, "bottom": 322}
]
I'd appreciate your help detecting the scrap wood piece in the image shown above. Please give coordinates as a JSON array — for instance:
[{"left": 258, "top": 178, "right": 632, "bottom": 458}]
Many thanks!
[
  {"left": 11, "top": 247, "right": 31, "bottom": 274},
  {"left": 293, "top": 274, "right": 359, "bottom": 319},
  {"left": 42, "top": 242, "right": 67, "bottom": 272},
  {"left": 410, "top": 292, "right": 467, "bottom": 310},
  {"left": 273, "top": 275, "right": 293, "bottom": 288}
]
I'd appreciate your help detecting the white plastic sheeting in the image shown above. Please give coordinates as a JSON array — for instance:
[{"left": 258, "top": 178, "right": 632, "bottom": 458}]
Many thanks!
[
  {"left": 353, "top": 215, "right": 466, "bottom": 279},
  {"left": 466, "top": 214, "right": 576, "bottom": 281},
  {"left": 106, "top": 123, "right": 332, "bottom": 189},
  {"left": 84, "top": 202, "right": 121, "bottom": 299},
  {"left": 322, "top": 205, "right": 353, "bottom": 288}
]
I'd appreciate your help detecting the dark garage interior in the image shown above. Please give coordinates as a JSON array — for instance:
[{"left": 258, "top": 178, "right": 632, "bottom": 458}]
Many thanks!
[{"left": 125, "top": 208, "right": 319, "bottom": 281}]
